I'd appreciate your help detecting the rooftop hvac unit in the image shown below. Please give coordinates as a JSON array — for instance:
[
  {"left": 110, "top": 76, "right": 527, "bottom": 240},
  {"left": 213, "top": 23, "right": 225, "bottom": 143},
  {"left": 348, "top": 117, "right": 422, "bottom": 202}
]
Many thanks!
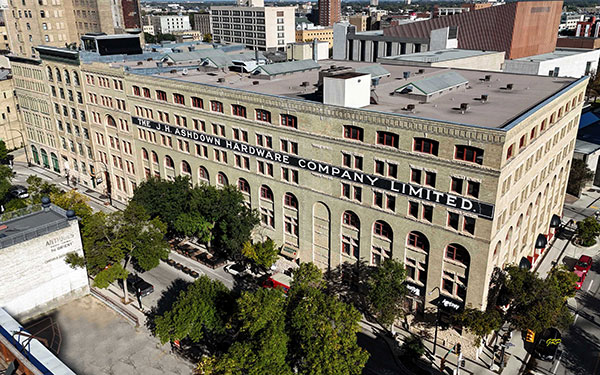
[
  {"left": 418, "top": 69, "right": 425, "bottom": 74},
  {"left": 217, "top": 78, "right": 226, "bottom": 83},
  {"left": 300, "top": 81, "right": 310, "bottom": 87},
  {"left": 406, "top": 103, "right": 416, "bottom": 112},
  {"left": 182, "top": 68, "right": 189, "bottom": 75},
  {"left": 506, "top": 83, "right": 514, "bottom": 90},
  {"left": 403, "top": 71, "right": 411, "bottom": 79},
  {"left": 252, "top": 81, "right": 259, "bottom": 85},
  {"left": 137, "top": 61, "right": 143, "bottom": 66},
  {"left": 170, "top": 69, "right": 177, "bottom": 74},
  {"left": 480, "top": 94, "right": 488, "bottom": 103},
  {"left": 460, "top": 103, "right": 469, "bottom": 114}
]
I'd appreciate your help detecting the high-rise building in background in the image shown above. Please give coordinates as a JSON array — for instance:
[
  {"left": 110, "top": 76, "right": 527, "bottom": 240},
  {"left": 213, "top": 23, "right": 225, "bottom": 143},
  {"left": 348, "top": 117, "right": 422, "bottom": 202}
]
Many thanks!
[
  {"left": 4, "top": 0, "right": 141, "bottom": 57},
  {"left": 318, "top": 0, "right": 340, "bottom": 27},
  {"left": 192, "top": 13, "right": 211, "bottom": 35},
  {"left": 370, "top": 0, "right": 378, "bottom": 6}
]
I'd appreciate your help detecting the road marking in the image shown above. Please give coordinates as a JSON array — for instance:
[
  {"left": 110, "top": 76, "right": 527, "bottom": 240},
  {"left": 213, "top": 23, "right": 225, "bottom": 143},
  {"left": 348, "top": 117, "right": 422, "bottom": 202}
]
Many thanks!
[
  {"left": 552, "top": 351, "right": 563, "bottom": 374},
  {"left": 589, "top": 280, "right": 595, "bottom": 292},
  {"left": 591, "top": 205, "right": 599, "bottom": 210}
]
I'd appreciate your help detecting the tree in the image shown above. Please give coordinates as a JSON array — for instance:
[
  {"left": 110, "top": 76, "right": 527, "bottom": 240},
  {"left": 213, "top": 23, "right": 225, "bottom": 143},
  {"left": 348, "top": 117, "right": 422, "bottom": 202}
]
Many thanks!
[
  {"left": 548, "top": 265, "right": 580, "bottom": 299},
  {"left": 26, "top": 175, "right": 62, "bottom": 203},
  {"left": 0, "top": 140, "right": 8, "bottom": 163},
  {"left": 567, "top": 159, "right": 595, "bottom": 196},
  {"left": 367, "top": 258, "right": 407, "bottom": 329},
  {"left": 174, "top": 212, "right": 214, "bottom": 244},
  {"left": 206, "top": 289, "right": 292, "bottom": 375},
  {"left": 586, "top": 69, "right": 600, "bottom": 103},
  {"left": 67, "top": 203, "right": 169, "bottom": 303},
  {"left": 456, "top": 308, "right": 502, "bottom": 346},
  {"left": 241, "top": 239, "right": 279, "bottom": 270},
  {"left": 154, "top": 275, "right": 231, "bottom": 344},
  {"left": 203, "top": 33, "right": 213, "bottom": 43},
  {"left": 0, "top": 164, "right": 13, "bottom": 202},
  {"left": 575, "top": 217, "right": 600, "bottom": 246},
  {"left": 289, "top": 262, "right": 324, "bottom": 293},
  {"left": 288, "top": 287, "right": 369, "bottom": 375},
  {"left": 50, "top": 190, "right": 93, "bottom": 223},
  {"left": 400, "top": 335, "right": 426, "bottom": 359}
]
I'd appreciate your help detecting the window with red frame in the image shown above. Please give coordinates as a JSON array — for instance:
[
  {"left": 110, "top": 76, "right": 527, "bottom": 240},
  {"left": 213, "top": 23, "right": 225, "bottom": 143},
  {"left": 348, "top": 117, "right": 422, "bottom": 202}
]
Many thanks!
[
  {"left": 191, "top": 96, "right": 203, "bottom": 109},
  {"left": 445, "top": 244, "right": 468, "bottom": 264},
  {"left": 519, "top": 135, "right": 526, "bottom": 149},
  {"left": 407, "top": 231, "right": 427, "bottom": 250},
  {"left": 281, "top": 114, "right": 297, "bottom": 128},
  {"left": 238, "top": 178, "right": 250, "bottom": 193},
  {"left": 211, "top": 100, "right": 223, "bottom": 113},
  {"left": 373, "top": 220, "right": 392, "bottom": 240},
  {"left": 413, "top": 138, "right": 439, "bottom": 156},
  {"left": 142, "top": 87, "right": 150, "bottom": 98},
  {"left": 256, "top": 109, "right": 271, "bottom": 123},
  {"left": 173, "top": 93, "right": 185, "bottom": 105},
  {"left": 232, "top": 104, "right": 246, "bottom": 118},
  {"left": 506, "top": 144, "right": 514, "bottom": 160},
  {"left": 454, "top": 145, "right": 484, "bottom": 164},
  {"left": 530, "top": 126, "right": 537, "bottom": 140},
  {"left": 133, "top": 86, "right": 141, "bottom": 96},
  {"left": 342, "top": 211, "right": 359, "bottom": 228},
  {"left": 343, "top": 125, "right": 364, "bottom": 141},
  {"left": 447, "top": 212, "right": 459, "bottom": 230},
  {"left": 260, "top": 185, "right": 274, "bottom": 201},
  {"left": 377, "top": 131, "right": 399, "bottom": 148},
  {"left": 156, "top": 90, "right": 167, "bottom": 101},
  {"left": 284, "top": 193, "right": 298, "bottom": 209}
]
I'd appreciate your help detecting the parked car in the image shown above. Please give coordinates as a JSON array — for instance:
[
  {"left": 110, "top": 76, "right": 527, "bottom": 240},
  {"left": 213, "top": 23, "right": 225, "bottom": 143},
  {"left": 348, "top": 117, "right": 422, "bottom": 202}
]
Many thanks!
[
  {"left": 224, "top": 263, "right": 247, "bottom": 276},
  {"left": 574, "top": 269, "right": 586, "bottom": 290},
  {"left": 8, "top": 185, "right": 29, "bottom": 199},
  {"left": 534, "top": 328, "right": 561, "bottom": 361},
  {"left": 575, "top": 255, "right": 593, "bottom": 274},
  {"left": 119, "top": 273, "right": 154, "bottom": 297}
]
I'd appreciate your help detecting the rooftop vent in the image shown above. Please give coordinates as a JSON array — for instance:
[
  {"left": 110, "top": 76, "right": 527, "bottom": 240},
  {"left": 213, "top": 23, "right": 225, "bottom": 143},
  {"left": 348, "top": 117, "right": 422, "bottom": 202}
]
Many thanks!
[
  {"left": 403, "top": 71, "right": 411, "bottom": 79},
  {"left": 480, "top": 94, "right": 488, "bottom": 103},
  {"left": 136, "top": 61, "right": 143, "bottom": 66},
  {"left": 300, "top": 81, "right": 310, "bottom": 87},
  {"left": 252, "top": 81, "right": 259, "bottom": 85},
  {"left": 460, "top": 103, "right": 470, "bottom": 114},
  {"left": 479, "top": 74, "right": 492, "bottom": 82},
  {"left": 505, "top": 83, "right": 514, "bottom": 90},
  {"left": 147, "top": 58, "right": 153, "bottom": 61},
  {"left": 418, "top": 69, "right": 425, "bottom": 74},
  {"left": 406, "top": 104, "right": 416, "bottom": 113},
  {"left": 170, "top": 69, "right": 177, "bottom": 74},
  {"left": 217, "top": 78, "right": 226, "bottom": 83}
]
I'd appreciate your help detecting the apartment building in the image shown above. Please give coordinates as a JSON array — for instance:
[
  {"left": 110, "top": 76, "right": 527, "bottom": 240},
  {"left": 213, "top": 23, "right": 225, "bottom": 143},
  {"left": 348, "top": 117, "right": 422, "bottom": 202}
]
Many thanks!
[
  {"left": 211, "top": 5, "right": 295, "bottom": 51},
  {"left": 295, "top": 27, "right": 334, "bottom": 48},
  {"left": 0, "top": 69, "right": 23, "bottom": 150},
  {"left": 151, "top": 15, "right": 191, "bottom": 34},
  {"left": 4, "top": 0, "right": 140, "bottom": 57},
  {"left": 192, "top": 12, "right": 211, "bottom": 35},
  {"left": 318, "top": 0, "right": 340, "bottom": 27},
  {"left": 10, "top": 42, "right": 586, "bottom": 315}
]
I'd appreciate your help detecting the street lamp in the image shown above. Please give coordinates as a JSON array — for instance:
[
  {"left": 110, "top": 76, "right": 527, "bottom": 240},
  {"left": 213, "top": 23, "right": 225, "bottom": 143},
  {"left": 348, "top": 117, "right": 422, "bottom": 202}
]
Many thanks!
[
  {"left": 5, "top": 128, "right": 30, "bottom": 167},
  {"left": 428, "top": 286, "right": 441, "bottom": 356},
  {"left": 91, "top": 158, "right": 112, "bottom": 206}
]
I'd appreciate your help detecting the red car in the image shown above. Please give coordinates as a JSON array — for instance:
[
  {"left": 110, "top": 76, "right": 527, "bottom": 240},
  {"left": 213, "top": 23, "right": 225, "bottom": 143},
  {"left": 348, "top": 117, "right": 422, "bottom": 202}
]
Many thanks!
[
  {"left": 575, "top": 255, "right": 593, "bottom": 274},
  {"left": 574, "top": 269, "right": 587, "bottom": 290}
]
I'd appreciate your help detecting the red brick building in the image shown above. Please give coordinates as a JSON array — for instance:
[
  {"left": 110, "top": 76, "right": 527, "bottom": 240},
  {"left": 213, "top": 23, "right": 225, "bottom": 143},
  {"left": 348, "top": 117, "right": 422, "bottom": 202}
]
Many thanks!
[
  {"left": 318, "top": 0, "right": 341, "bottom": 27},
  {"left": 384, "top": 1, "right": 563, "bottom": 59}
]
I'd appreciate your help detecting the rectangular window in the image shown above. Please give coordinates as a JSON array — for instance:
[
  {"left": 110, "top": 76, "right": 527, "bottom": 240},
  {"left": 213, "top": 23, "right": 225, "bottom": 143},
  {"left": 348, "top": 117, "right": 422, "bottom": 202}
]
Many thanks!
[
  {"left": 256, "top": 109, "right": 271, "bottom": 123},
  {"left": 143, "top": 87, "right": 150, "bottom": 98},
  {"left": 196, "top": 144, "right": 208, "bottom": 158},
  {"left": 448, "top": 212, "right": 459, "bottom": 230},
  {"left": 451, "top": 177, "right": 463, "bottom": 194},
  {"left": 280, "top": 139, "right": 298, "bottom": 154},
  {"left": 235, "top": 154, "right": 250, "bottom": 170},
  {"left": 282, "top": 167, "right": 299, "bottom": 183},
  {"left": 343, "top": 125, "right": 363, "bottom": 141},
  {"left": 173, "top": 93, "right": 185, "bottom": 105},
  {"left": 232, "top": 104, "right": 246, "bottom": 118},
  {"left": 373, "top": 191, "right": 383, "bottom": 208},
  {"left": 413, "top": 138, "right": 439, "bottom": 155},
  {"left": 281, "top": 114, "right": 297, "bottom": 128},
  {"left": 425, "top": 171, "right": 436, "bottom": 187},
  {"left": 388, "top": 163, "right": 398, "bottom": 178},
  {"left": 411, "top": 168, "right": 422, "bottom": 184},
  {"left": 422, "top": 205, "right": 433, "bottom": 222},
  {"left": 375, "top": 160, "right": 385, "bottom": 175},
  {"left": 464, "top": 217, "right": 476, "bottom": 235},
  {"left": 342, "top": 183, "right": 350, "bottom": 199},
  {"left": 467, "top": 181, "right": 480, "bottom": 198},
  {"left": 376, "top": 131, "right": 399, "bottom": 148},
  {"left": 386, "top": 195, "right": 396, "bottom": 211},
  {"left": 257, "top": 134, "right": 273, "bottom": 149},
  {"left": 156, "top": 90, "right": 167, "bottom": 101},
  {"left": 342, "top": 153, "right": 351, "bottom": 168},
  {"left": 408, "top": 201, "right": 419, "bottom": 218},
  {"left": 211, "top": 101, "right": 223, "bottom": 113},
  {"left": 455, "top": 145, "right": 484, "bottom": 165}
]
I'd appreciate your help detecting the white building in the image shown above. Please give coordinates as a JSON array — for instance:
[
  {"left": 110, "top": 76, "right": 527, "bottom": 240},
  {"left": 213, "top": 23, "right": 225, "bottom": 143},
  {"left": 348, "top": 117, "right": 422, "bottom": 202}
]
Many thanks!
[
  {"left": 503, "top": 48, "right": 600, "bottom": 78},
  {"left": 143, "top": 25, "right": 155, "bottom": 36},
  {"left": 210, "top": 5, "right": 295, "bottom": 51},
  {"left": 560, "top": 12, "right": 584, "bottom": 31},
  {"left": 0, "top": 201, "right": 89, "bottom": 319},
  {"left": 151, "top": 15, "right": 191, "bottom": 34}
]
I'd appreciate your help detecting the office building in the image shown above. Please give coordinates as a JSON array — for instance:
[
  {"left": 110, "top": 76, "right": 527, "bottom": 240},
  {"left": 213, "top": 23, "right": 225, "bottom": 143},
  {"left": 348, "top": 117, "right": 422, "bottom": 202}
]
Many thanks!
[
  {"left": 0, "top": 200, "right": 88, "bottom": 319},
  {"left": 349, "top": 15, "right": 368, "bottom": 32},
  {"left": 151, "top": 15, "right": 191, "bottom": 34},
  {"left": 193, "top": 12, "right": 211, "bottom": 35},
  {"left": 0, "top": 69, "right": 23, "bottom": 150},
  {"left": 575, "top": 16, "right": 599, "bottom": 38},
  {"left": 295, "top": 26, "right": 334, "bottom": 48},
  {"left": 110, "top": 0, "right": 143, "bottom": 34},
  {"left": 556, "top": 36, "right": 600, "bottom": 49},
  {"left": 318, "top": 0, "right": 340, "bottom": 27},
  {"left": 211, "top": 5, "right": 295, "bottom": 51},
  {"left": 9, "top": 37, "right": 586, "bottom": 313},
  {"left": 503, "top": 48, "right": 600, "bottom": 78}
]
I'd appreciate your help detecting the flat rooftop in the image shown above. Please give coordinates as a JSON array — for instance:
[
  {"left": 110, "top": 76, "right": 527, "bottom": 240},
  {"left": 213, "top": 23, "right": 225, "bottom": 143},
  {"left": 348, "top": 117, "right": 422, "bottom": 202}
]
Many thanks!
[
  {"left": 0, "top": 204, "right": 72, "bottom": 249},
  {"left": 379, "top": 49, "right": 502, "bottom": 63},
  {"left": 511, "top": 48, "right": 599, "bottom": 63},
  {"left": 119, "top": 60, "right": 578, "bottom": 129}
]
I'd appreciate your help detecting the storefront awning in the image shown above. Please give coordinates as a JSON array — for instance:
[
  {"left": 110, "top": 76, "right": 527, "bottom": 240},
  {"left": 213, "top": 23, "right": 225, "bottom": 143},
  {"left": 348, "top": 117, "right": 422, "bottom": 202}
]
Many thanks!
[
  {"left": 535, "top": 234, "right": 548, "bottom": 249},
  {"left": 550, "top": 214, "right": 562, "bottom": 228}
]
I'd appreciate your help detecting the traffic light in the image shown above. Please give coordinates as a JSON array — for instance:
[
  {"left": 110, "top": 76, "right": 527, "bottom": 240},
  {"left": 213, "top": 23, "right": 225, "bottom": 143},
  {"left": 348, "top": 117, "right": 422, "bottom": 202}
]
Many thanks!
[
  {"left": 525, "top": 329, "right": 535, "bottom": 343},
  {"left": 456, "top": 343, "right": 462, "bottom": 355}
]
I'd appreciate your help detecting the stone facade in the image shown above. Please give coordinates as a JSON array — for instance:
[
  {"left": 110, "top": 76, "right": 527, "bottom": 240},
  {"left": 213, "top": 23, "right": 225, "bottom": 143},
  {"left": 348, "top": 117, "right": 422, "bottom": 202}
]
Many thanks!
[{"left": 8, "top": 50, "right": 588, "bottom": 314}]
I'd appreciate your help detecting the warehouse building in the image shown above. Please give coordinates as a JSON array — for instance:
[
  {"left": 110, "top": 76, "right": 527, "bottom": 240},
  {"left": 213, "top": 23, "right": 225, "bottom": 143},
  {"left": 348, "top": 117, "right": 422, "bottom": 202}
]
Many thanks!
[{"left": 9, "top": 37, "right": 586, "bottom": 313}]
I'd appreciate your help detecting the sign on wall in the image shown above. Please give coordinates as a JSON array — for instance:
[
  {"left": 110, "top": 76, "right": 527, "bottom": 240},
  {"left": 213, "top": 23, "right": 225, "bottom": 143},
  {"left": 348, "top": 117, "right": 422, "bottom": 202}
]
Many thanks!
[{"left": 133, "top": 117, "right": 495, "bottom": 220}]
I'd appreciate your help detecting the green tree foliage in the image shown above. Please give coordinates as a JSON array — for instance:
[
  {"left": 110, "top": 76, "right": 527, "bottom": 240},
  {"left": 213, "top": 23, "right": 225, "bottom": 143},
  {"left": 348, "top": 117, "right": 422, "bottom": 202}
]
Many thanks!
[
  {"left": 547, "top": 265, "right": 580, "bottom": 299},
  {"left": 50, "top": 190, "right": 93, "bottom": 223},
  {"left": 503, "top": 266, "right": 573, "bottom": 333},
  {"left": 203, "top": 33, "right": 213, "bottom": 43},
  {"left": 25, "top": 175, "right": 62, "bottom": 203},
  {"left": 0, "top": 165, "right": 13, "bottom": 202},
  {"left": 0, "top": 140, "right": 8, "bottom": 163},
  {"left": 174, "top": 212, "right": 214, "bottom": 244},
  {"left": 400, "top": 335, "right": 426, "bottom": 358},
  {"left": 144, "top": 32, "right": 177, "bottom": 44},
  {"left": 290, "top": 262, "right": 324, "bottom": 293},
  {"left": 288, "top": 287, "right": 369, "bottom": 375},
  {"left": 456, "top": 308, "right": 502, "bottom": 345},
  {"left": 576, "top": 217, "right": 600, "bottom": 246},
  {"left": 241, "top": 239, "right": 279, "bottom": 270},
  {"left": 367, "top": 258, "right": 407, "bottom": 327},
  {"left": 154, "top": 275, "right": 231, "bottom": 344},
  {"left": 567, "top": 159, "right": 595, "bottom": 196},
  {"left": 586, "top": 69, "right": 600, "bottom": 103},
  {"left": 207, "top": 289, "right": 292, "bottom": 375}
]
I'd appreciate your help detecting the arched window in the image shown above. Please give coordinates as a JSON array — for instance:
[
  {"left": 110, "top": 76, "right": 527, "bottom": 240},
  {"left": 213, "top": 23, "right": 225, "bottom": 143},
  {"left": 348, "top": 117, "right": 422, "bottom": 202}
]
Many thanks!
[
  {"left": 493, "top": 241, "right": 501, "bottom": 257},
  {"left": 342, "top": 211, "right": 360, "bottom": 229},
  {"left": 51, "top": 152, "right": 59, "bottom": 172},
  {"left": 151, "top": 151, "right": 158, "bottom": 163},
  {"left": 407, "top": 231, "right": 429, "bottom": 251},
  {"left": 141, "top": 148, "right": 149, "bottom": 160},
  {"left": 55, "top": 67, "right": 61, "bottom": 82},
  {"left": 31, "top": 145, "right": 39, "bottom": 164},
  {"left": 47, "top": 66, "right": 53, "bottom": 81},
  {"left": 284, "top": 192, "right": 298, "bottom": 209},
  {"left": 199, "top": 166, "right": 209, "bottom": 182},
  {"left": 445, "top": 243, "right": 470, "bottom": 266},
  {"left": 106, "top": 115, "right": 116, "bottom": 127},
  {"left": 238, "top": 178, "right": 250, "bottom": 193},
  {"left": 63, "top": 69, "right": 70, "bottom": 84},
  {"left": 260, "top": 185, "right": 273, "bottom": 201},
  {"left": 164, "top": 155, "right": 174, "bottom": 169},
  {"left": 455, "top": 145, "right": 484, "bottom": 165},
  {"left": 506, "top": 144, "right": 514, "bottom": 160},
  {"left": 181, "top": 160, "right": 191, "bottom": 174},
  {"left": 373, "top": 220, "right": 393, "bottom": 241},
  {"left": 217, "top": 172, "right": 228, "bottom": 186},
  {"left": 40, "top": 148, "right": 49, "bottom": 168},
  {"left": 72, "top": 71, "right": 80, "bottom": 85}
]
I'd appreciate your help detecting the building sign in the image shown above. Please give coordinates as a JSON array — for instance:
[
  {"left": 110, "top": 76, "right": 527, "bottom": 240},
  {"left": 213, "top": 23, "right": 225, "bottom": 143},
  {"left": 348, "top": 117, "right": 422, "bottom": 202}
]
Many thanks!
[
  {"left": 440, "top": 298, "right": 462, "bottom": 311},
  {"left": 133, "top": 117, "right": 495, "bottom": 219}
]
